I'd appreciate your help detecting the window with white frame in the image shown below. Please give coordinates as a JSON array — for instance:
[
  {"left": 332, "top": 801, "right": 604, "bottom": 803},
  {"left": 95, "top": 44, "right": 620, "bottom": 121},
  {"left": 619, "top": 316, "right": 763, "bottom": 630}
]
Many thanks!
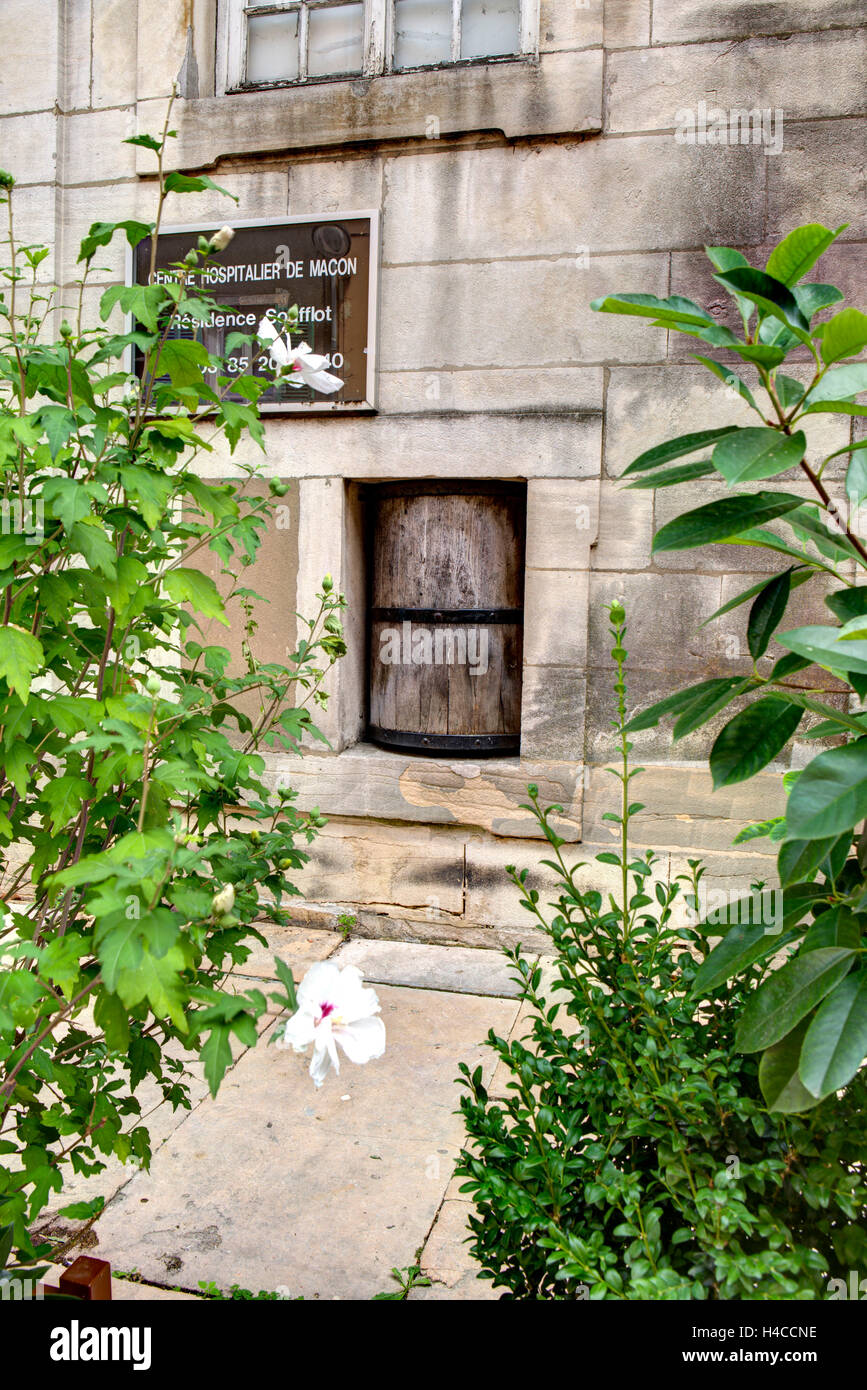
[{"left": 222, "top": 0, "right": 533, "bottom": 89}]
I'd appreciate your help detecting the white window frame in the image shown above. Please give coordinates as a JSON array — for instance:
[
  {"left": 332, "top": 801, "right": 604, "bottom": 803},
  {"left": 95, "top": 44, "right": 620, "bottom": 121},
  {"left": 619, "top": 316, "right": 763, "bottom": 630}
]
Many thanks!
[{"left": 219, "top": 0, "right": 538, "bottom": 91}]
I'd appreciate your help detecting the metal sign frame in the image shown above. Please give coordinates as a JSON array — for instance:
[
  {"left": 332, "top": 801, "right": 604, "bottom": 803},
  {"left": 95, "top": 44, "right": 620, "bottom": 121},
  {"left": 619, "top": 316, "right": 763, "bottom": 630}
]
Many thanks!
[{"left": 125, "top": 209, "right": 380, "bottom": 413}]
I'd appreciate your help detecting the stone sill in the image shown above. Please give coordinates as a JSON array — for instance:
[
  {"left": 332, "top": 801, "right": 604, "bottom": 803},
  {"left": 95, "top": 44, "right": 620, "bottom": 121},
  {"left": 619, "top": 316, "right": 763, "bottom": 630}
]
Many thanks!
[
  {"left": 262, "top": 741, "right": 583, "bottom": 841},
  {"left": 135, "top": 49, "right": 603, "bottom": 174}
]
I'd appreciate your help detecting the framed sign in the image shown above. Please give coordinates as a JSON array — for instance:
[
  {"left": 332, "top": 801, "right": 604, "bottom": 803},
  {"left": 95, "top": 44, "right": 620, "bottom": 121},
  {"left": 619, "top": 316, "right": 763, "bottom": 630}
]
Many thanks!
[{"left": 129, "top": 211, "right": 379, "bottom": 412}]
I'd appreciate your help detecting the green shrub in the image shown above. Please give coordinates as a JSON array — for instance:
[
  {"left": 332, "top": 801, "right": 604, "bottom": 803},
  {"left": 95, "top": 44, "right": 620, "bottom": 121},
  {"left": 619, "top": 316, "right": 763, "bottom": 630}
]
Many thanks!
[
  {"left": 0, "top": 107, "right": 345, "bottom": 1267},
  {"left": 457, "top": 605, "right": 867, "bottom": 1299},
  {"left": 590, "top": 225, "right": 867, "bottom": 1108}
]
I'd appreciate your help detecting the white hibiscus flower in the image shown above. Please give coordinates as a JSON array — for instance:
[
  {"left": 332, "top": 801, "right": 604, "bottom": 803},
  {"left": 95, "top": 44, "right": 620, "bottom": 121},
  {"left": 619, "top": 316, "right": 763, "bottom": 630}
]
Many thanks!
[
  {"left": 257, "top": 317, "right": 344, "bottom": 395},
  {"left": 276, "top": 960, "right": 386, "bottom": 1087}
]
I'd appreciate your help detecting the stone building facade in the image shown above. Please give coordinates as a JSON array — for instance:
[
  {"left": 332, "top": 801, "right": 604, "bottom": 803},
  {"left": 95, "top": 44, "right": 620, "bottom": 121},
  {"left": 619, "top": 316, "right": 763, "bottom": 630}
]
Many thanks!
[{"left": 2, "top": 0, "right": 866, "bottom": 945}]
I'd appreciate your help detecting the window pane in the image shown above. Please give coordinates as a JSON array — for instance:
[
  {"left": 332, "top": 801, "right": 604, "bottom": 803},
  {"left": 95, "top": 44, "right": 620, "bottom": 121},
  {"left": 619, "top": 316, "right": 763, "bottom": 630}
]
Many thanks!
[
  {"left": 308, "top": 3, "right": 364, "bottom": 76},
  {"left": 460, "top": 0, "right": 519, "bottom": 59},
  {"left": 393, "top": 0, "right": 452, "bottom": 69},
  {"left": 246, "top": 11, "right": 300, "bottom": 83}
]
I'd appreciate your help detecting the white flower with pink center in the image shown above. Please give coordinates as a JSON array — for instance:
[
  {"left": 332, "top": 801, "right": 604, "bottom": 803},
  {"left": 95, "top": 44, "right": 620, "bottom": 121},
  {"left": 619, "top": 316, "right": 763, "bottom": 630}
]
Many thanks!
[
  {"left": 257, "top": 317, "right": 344, "bottom": 395},
  {"left": 276, "top": 960, "right": 386, "bottom": 1087}
]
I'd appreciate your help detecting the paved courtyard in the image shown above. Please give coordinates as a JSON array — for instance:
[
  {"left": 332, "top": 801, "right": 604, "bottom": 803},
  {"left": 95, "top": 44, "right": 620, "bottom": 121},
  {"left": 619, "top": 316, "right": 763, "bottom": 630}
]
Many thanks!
[{"left": 46, "top": 927, "right": 544, "bottom": 1302}]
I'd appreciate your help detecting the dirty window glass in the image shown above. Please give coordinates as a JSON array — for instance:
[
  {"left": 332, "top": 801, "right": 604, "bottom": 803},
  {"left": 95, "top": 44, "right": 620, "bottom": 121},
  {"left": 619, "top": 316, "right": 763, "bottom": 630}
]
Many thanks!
[
  {"left": 460, "top": 0, "right": 519, "bottom": 59},
  {"left": 393, "top": 0, "right": 452, "bottom": 69},
  {"left": 308, "top": 3, "right": 365, "bottom": 74},
  {"left": 247, "top": 10, "right": 301, "bottom": 82}
]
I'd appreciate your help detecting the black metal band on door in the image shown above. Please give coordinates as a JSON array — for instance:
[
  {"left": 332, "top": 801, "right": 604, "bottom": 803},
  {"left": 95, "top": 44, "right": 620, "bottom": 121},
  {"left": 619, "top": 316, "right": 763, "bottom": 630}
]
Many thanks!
[{"left": 370, "top": 607, "right": 522, "bottom": 624}]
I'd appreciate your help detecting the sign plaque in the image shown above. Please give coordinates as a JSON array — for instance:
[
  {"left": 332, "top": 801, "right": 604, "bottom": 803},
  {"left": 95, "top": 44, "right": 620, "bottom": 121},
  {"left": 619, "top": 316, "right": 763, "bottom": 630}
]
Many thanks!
[{"left": 130, "top": 212, "right": 379, "bottom": 412}]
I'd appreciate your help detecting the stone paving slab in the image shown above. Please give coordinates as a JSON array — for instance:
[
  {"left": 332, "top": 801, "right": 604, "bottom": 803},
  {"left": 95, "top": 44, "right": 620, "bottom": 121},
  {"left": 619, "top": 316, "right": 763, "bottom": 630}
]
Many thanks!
[
  {"left": 333, "top": 937, "right": 529, "bottom": 997},
  {"left": 411, "top": 1197, "right": 498, "bottom": 1301},
  {"left": 231, "top": 925, "right": 341, "bottom": 979},
  {"left": 85, "top": 983, "right": 519, "bottom": 1300}
]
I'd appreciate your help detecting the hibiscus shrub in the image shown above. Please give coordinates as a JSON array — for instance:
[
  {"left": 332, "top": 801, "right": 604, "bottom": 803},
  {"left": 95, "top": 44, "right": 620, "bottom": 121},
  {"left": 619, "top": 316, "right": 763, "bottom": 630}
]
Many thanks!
[
  {"left": 0, "top": 113, "right": 348, "bottom": 1268},
  {"left": 457, "top": 605, "right": 867, "bottom": 1299}
]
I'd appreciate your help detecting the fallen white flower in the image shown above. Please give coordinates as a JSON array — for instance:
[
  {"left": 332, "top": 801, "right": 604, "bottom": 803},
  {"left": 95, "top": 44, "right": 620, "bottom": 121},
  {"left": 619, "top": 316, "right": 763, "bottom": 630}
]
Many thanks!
[
  {"left": 276, "top": 960, "right": 386, "bottom": 1087},
  {"left": 257, "top": 317, "right": 344, "bottom": 396}
]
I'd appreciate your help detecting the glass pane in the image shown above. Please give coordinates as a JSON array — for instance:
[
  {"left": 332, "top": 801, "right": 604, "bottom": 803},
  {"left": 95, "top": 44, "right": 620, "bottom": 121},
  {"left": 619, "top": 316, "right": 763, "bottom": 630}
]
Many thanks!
[
  {"left": 246, "top": 11, "right": 300, "bottom": 83},
  {"left": 460, "top": 0, "right": 519, "bottom": 59},
  {"left": 308, "top": 3, "right": 364, "bottom": 76},
  {"left": 393, "top": 0, "right": 452, "bottom": 69}
]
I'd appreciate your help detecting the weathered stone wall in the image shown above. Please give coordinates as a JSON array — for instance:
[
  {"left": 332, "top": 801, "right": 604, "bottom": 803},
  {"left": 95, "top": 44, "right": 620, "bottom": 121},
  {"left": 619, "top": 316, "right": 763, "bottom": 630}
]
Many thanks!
[{"left": 2, "top": 1, "right": 865, "bottom": 937}]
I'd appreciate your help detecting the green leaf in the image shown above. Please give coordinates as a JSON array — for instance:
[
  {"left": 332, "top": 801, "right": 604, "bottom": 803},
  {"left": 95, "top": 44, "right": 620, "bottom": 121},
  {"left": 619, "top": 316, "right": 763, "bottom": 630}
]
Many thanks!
[
  {"left": 820, "top": 307, "right": 867, "bottom": 366},
  {"left": 114, "top": 943, "right": 188, "bottom": 1029},
  {"left": 701, "top": 568, "right": 809, "bottom": 628},
  {"left": 736, "top": 947, "right": 855, "bottom": 1052},
  {"left": 0, "top": 624, "right": 44, "bottom": 701},
  {"left": 693, "top": 922, "right": 792, "bottom": 996},
  {"left": 652, "top": 491, "right": 805, "bottom": 553},
  {"left": 93, "top": 990, "right": 131, "bottom": 1052},
  {"left": 624, "top": 459, "right": 715, "bottom": 489},
  {"left": 759, "top": 1021, "right": 821, "bottom": 1113},
  {"left": 163, "top": 172, "right": 239, "bottom": 202},
  {"left": 777, "top": 624, "right": 867, "bottom": 676},
  {"left": 590, "top": 292, "right": 715, "bottom": 328},
  {"left": 785, "top": 739, "right": 867, "bottom": 840},
  {"left": 802, "top": 906, "right": 861, "bottom": 953},
  {"left": 765, "top": 223, "right": 843, "bottom": 287},
  {"left": 803, "top": 363, "right": 867, "bottom": 407},
  {"left": 826, "top": 586, "right": 867, "bottom": 625},
  {"left": 712, "top": 428, "right": 806, "bottom": 485},
  {"left": 274, "top": 956, "right": 298, "bottom": 1011},
  {"left": 35, "top": 405, "right": 78, "bottom": 460},
  {"left": 155, "top": 338, "right": 211, "bottom": 389},
  {"left": 709, "top": 698, "right": 802, "bottom": 788},
  {"left": 747, "top": 569, "right": 792, "bottom": 660},
  {"left": 778, "top": 837, "right": 839, "bottom": 889},
  {"left": 800, "top": 971, "right": 867, "bottom": 1097},
  {"left": 796, "top": 283, "right": 844, "bottom": 321},
  {"left": 201, "top": 1025, "right": 233, "bottom": 1098},
  {"left": 713, "top": 267, "right": 810, "bottom": 336},
  {"left": 845, "top": 451, "right": 867, "bottom": 509},
  {"left": 623, "top": 677, "right": 746, "bottom": 733},
  {"left": 79, "top": 219, "right": 153, "bottom": 262},
  {"left": 161, "top": 567, "right": 228, "bottom": 626},
  {"left": 620, "top": 426, "right": 739, "bottom": 478},
  {"left": 672, "top": 677, "right": 753, "bottom": 740},
  {"left": 69, "top": 518, "right": 117, "bottom": 577},
  {"left": 692, "top": 355, "right": 760, "bottom": 414},
  {"left": 41, "top": 775, "right": 92, "bottom": 834}
]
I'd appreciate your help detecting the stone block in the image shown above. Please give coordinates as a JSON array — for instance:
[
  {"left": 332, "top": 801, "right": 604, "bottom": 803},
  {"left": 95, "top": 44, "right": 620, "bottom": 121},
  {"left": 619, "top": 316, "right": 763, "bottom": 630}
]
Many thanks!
[
  {"left": 604, "top": 0, "right": 650, "bottom": 47},
  {"left": 526, "top": 478, "right": 599, "bottom": 569},
  {"left": 61, "top": 107, "right": 137, "bottom": 185},
  {"left": 765, "top": 119, "right": 867, "bottom": 241},
  {"left": 135, "top": 0, "right": 194, "bottom": 103},
  {"left": 0, "top": 1, "right": 59, "bottom": 115},
  {"left": 379, "top": 255, "right": 669, "bottom": 371},
  {"left": 463, "top": 832, "right": 563, "bottom": 929},
  {"left": 198, "top": 409, "right": 604, "bottom": 481},
  {"left": 607, "top": 31, "right": 867, "bottom": 133},
  {"left": 519, "top": 665, "right": 585, "bottom": 762},
  {"left": 414, "top": 1199, "right": 498, "bottom": 1299},
  {"left": 377, "top": 366, "right": 604, "bottom": 415},
  {"left": 603, "top": 365, "right": 848, "bottom": 482},
  {"left": 524, "top": 568, "right": 590, "bottom": 665},
  {"left": 332, "top": 937, "right": 528, "bottom": 996},
  {"left": 592, "top": 481, "right": 653, "bottom": 570},
  {"left": 2, "top": 112, "right": 58, "bottom": 186},
  {"left": 267, "top": 744, "right": 583, "bottom": 840},
  {"left": 92, "top": 0, "right": 138, "bottom": 107},
  {"left": 652, "top": 0, "right": 865, "bottom": 44},
  {"left": 588, "top": 570, "right": 731, "bottom": 675},
  {"left": 382, "top": 137, "right": 765, "bottom": 262},
  {"left": 136, "top": 50, "right": 603, "bottom": 172},
  {"left": 60, "top": 0, "right": 93, "bottom": 110},
  {"left": 288, "top": 152, "right": 383, "bottom": 215},
  {"left": 298, "top": 819, "right": 467, "bottom": 914},
  {"left": 539, "top": 0, "right": 602, "bottom": 52}
]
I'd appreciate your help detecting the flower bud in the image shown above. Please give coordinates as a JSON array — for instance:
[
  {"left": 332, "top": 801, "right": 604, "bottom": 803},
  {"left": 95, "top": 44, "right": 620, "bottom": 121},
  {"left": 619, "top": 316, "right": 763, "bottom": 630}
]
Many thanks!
[
  {"left": 209, "top": 225, "right": 235, "bottom": 253},
  {"left": 184, "top": 249, "right": 199, "bottom": 267},
  {"left": 0, "top": 171, "right": 15, "bottom": 190},
  {"left": 609, "top": 600, "right": 626, "bottom": 626},
  {"left": 212, "top": 883, "right": 235, "bottom": 917},
  {"left": 268, "top": 479, "right": 290, "bottom": 497},
  {"left": 59, "top": 320, "right": 73, "bottom": 340},
  {"left": 145, "top": 673, "right": 161, "bottom": 696},
  {"left": 321, "top": 574, "right": 333, "bottom": 593}
]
